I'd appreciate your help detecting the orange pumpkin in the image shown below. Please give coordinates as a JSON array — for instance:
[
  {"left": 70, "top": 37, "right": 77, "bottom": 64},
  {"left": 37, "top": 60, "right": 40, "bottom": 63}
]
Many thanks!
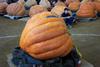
[
  {"left": 94, "top": 2, "right": 100, "bottom": 12},
  {"left": 6, "top": 3, "right": 25, "bottom": 16},
  {"left": 20, "top": 12, "right": 73, "bottom": 60},
  {"left": 51, "top": 5, "right": 66, "bottom": 16},
  {"left": 29, "top": 5, "right": 47, "bottom": 17},
  {"left": 0, "top": 2, "right": 8, "bottom": 13},
  {"left": 76, "top": 2, "right": 96, "bottom": 18},
  {"left": 68, "top": 2, "right": 80, "bottom": 11}
]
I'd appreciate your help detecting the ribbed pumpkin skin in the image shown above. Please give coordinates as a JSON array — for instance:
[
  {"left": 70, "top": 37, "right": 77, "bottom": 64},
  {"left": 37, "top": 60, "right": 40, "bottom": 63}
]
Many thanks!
[
  {"left": 51, "top": 5, "right": 66, "bottom": 16},
  {"left": 76, "top": 2, "right": 96, "bottom": 18},
  {"left": 68, "top": 2, "right": 80, "bottom": 11},
  {"left": 6, "top": 3, "right": 25, "bottom": 16},
  {"left": 94, "top": 2, "right": 100, "bottom": 12},
  {"left": 20, "top": 12, "right": 73, "bottom": 60},
  {"left": 0, "top": 2, "right": 8, "bottom": 13},
  {"left": 29, "top": 5, "right": 47, "bottom": 17}
]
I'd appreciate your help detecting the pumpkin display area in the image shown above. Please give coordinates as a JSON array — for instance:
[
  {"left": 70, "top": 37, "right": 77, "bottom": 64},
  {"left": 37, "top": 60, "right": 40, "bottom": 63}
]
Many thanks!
[
  {"left": 76, "top": 2, "right": 96, "bottom": 18},
  {"left": 0, "top": 2, "right": 8, "bottom": 13},
  {"left": 29, "top": 5, "right": 47, "bottom": 17},
  {"left": 6, "top": 3, "right": 25, "bottom": 16},
  {"left": 20, "top": 12, "right": 73, "bottom": 60}
]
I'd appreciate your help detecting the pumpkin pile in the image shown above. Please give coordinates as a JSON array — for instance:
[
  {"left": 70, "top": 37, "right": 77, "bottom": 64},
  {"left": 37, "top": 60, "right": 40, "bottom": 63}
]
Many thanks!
[
  {"left": 0, "top": 2, "right": 8, "bottom": 13},
  {"left": 6, "top": 3, "right": 25, "bottom": 16},
  {"left": 19, "top": 12, "right": 73, "bottom": 60},
  {"left": 29, "top": 5, "right": 47, "bottom": 17}
]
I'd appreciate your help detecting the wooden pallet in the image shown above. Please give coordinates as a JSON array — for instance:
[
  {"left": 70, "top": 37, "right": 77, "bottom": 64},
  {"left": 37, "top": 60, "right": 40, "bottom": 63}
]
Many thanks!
[
  {"left": 4, "top": 15, "right": 29, "bottom": 20},
  {"left": 7, "top": 54, "right": 94, "bottom": 67},
  {"left": 0, "top": 13, "right": 6, "bottom": 16}
]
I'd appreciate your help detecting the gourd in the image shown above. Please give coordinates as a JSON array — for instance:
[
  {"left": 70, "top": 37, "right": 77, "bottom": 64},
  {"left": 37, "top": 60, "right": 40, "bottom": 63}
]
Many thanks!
[
  {"left": 29, "top": 5, "right": 47, "bottom": 17},
  {"left": 20, "top": 12, "right": 73, "bottom": 60},
  {"left": 76, "top": 2, "right": 96, "bottom": 18},
  {"left": 93, "top": 2, "right": 100, "bottom": 12},
  {"left": 68, "top": 1, "right": 80, "bottom": 11},
  {"left": 51, "top": 5, "right": 66, "bottom": 16},
  {"left": 0, "top": 2, "right": 8, "bottom": 13},
  {"left": 6, "top": 2, "right": 25, "bottom": 16}
]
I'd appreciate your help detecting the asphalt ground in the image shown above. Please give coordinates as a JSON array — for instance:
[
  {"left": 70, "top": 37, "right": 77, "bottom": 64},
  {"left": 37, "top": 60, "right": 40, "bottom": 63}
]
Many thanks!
[{"left": 0, "top": 16, "right": 100, "bottom": 67}]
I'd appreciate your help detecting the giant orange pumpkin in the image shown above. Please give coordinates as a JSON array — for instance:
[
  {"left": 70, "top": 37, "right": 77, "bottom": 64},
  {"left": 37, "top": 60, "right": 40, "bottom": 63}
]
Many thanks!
[
  {"left": 51, "top": 5, "right": 66, "bottom": 16},
  {"left": 29, "top": 5, "right": 47, "bottom": 17},
  {"left": 68, "top": 2, "right": 80, "bottom": 11},
  {"left": 0, "top": 2, "right": 8, "bottom": 13},
  {"left": 6, "top": 3, "right": 25, "bottom": 16},
  {"left": 76, "top": 2, "right": 96, "bottom": 18},
  {"left": 94, "top": 2, "right": 100, "bottom": 12},
  {"left": 20, "top": 12, "right": 73, "bottom": 60}
]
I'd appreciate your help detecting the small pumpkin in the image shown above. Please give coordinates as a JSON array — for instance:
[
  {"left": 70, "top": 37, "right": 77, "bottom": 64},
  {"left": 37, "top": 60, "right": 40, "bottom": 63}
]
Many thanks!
[
  {"left": 51, "top": 5, "right": 66, "bottom": 16},
  {"left": 29, "top": 5, "right": 47, "bottom": 17},
  {"left": 76, "top": 2, "right": 96, "bottom": 18},
  {"left": 6, "top": 3, "right": 25, "bottom": 16},
  {"left": 68, "top": 2, "right": 80, "bottom": 11},
  {"left": 94, "top": 2, "right": 100, "bottom": 12},
  {"left": 55, "top": 0, "right": 66, "bottom": 6},
  {"left": 20, "top": 12, "right": 73, "bottom": 60},
  {"left": 0, "top": 2, "right": 8, "bottom": 13}
]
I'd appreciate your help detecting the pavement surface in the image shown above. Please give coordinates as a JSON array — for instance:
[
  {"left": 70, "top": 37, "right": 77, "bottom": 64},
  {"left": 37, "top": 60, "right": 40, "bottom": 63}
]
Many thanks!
[{"left": 0, "top": 16, "right": 100, "bottom": 67}]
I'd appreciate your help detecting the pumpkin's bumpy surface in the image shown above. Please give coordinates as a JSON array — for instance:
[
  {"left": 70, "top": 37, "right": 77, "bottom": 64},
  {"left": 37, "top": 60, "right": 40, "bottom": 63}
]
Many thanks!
[
  {"left": 6, "top": 3, "right": 25, "bottom": 16},
  {"left": 29, "top": 5, "right": 47, "bottom": 17},
  {"left": 20, "top": 12, "right": 73, "bottom": 60}
]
